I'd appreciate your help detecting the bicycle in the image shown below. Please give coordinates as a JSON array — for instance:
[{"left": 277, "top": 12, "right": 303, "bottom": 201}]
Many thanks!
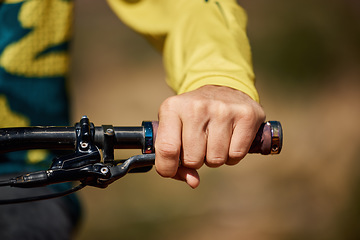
[{"left": 0, "top": 115, "right": 282, "bottom": 205}]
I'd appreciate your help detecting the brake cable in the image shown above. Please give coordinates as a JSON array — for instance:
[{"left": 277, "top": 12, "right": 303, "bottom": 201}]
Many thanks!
[{"left": 0, "top": 184, "right": 86, "bottom": 205}]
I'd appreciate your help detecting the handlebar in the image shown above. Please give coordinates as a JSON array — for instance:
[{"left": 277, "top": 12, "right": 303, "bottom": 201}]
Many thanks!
[
  {"left": 0, "top": 116, "right": 282, "bottom": 204},
  {"left": 0, "top": 119, "right": 282, "bottom": 155}
]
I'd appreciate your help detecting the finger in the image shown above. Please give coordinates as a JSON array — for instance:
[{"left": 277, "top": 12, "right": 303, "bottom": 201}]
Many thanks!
[
  {"left": 173, "top": 166, "right": 200, "bottom": 189},
  {"left": 155, "top": 112, "right": 182, "bottom": 178},
  {"left": 227, "top": 120, "right": 258, "bottom": 165},
  {"left": 205, "top": 118, "right": 232, "bottom": 168},
  {"left": 181, "top": 118, "right": 207, "bottom": 169}
]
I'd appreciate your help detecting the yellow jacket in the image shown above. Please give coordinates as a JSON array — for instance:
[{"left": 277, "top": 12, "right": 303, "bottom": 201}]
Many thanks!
[{"left": 107, "top": 0, "right": 259, "bottom": 102}]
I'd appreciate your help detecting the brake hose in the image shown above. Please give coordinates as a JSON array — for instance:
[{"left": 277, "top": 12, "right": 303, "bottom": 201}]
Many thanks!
[{"left": 0, "top": 183, "right": 85, "bottom": 205}]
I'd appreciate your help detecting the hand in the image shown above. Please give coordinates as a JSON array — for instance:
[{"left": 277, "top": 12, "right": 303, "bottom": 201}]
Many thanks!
[{"left": 155, "top": 85, "right": 265, "bottom": 188}]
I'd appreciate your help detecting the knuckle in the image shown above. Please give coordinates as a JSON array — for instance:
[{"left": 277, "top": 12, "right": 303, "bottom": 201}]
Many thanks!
[
  {"left": 156, "top": 167, "right": 176, "bottom": 178},
  {"left": 255, "top": 107, "right": 266, "bottom": 123},
  {"left": 182, "top": 157, "right": 203, "bottom": 169},
  {"left": 240, "top": 105, "right": 257, "bottom": 121},
  {"left": 159, "top": 96, "right": 211, "bottom": 122},
  {"left": 192, "top": 98, "right": 206, "bottom": 110},
  {"left": 241, "top": 103, "right": 266, "bottom": 124},
  {"left": 206, "top": 156, "right": 227, "bottom": 168},
  {"left": 159, "top": 96, "right": 178, "bottom": 114},
  {"left": 229, "top": 150, "right": 246, "bottom": 162},
  {"left": 155, "top": 142, "right": 180, "bottom": 178},
  {"left": 258, "top": 107, "right": 266, "bottom": 121},
  {"left": 186, "top": 99, "right": 208, "bottom": 118},
  {"left": 155, "top": 142, "right": 180, "bottom": 159},
  {"left": 212, "top": 102, "right": 232, "bottom": 121}
]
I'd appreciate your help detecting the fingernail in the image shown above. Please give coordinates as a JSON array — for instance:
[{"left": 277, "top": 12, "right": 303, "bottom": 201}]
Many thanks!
[{"left": 186, "top": 173, "right": 200, "bottom": 189}]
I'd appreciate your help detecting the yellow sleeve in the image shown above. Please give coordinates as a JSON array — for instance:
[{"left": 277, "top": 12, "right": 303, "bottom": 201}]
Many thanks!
[{"left": 107, "top": 0, "right": 259, "bottom": 102}]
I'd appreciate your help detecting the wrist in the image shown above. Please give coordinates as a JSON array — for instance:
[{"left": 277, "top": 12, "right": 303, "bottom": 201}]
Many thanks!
[{"left": 177, "top": 75, "right": 259, "bottom": 103}]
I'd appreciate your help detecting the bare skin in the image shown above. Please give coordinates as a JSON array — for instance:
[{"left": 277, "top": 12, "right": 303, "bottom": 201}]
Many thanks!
[{"left": 155, "top": 85, "right": 266, "bottom": 188}]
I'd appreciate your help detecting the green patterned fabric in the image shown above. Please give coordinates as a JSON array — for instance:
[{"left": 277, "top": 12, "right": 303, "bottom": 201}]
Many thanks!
[{"left": 0, "top": 0, "right": 73, "bottom": 174}]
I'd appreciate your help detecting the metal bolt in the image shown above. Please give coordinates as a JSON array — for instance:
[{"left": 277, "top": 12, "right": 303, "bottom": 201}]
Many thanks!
[
  {"left": 106, "top": 128, "right": 114, "bottom": 135},
  {"left": 100, "top": 167, "right": 109, "bottom": 174},
  {"left": 80, "top": 142, "right": 88, "bottom": 149}
]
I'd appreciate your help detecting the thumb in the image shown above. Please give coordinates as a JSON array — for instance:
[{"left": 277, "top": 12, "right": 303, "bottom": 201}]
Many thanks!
[{"left": 173, "top": 166, "right": 200, "bottom": 189}]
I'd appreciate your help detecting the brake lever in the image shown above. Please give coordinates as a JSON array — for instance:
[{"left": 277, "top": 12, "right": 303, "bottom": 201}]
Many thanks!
[
  {"left": 7, "top": 116, "right": 155, "bottom": 189},
  {"left": 8, "top": 153, "right": 154, "bottom": 189},
  {"left": 93, "top": 153, "right": 155, "bottom": 188}
]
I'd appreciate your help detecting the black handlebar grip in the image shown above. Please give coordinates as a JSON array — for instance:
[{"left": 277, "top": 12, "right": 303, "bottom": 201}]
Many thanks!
[{"left": 146, "top": 121, "right": 282, "bottom": 155}]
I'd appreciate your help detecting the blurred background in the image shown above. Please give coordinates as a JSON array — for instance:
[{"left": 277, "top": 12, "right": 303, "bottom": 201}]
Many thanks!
[{"left": 70, "top": 0, "right": 360, "bottom": 239}]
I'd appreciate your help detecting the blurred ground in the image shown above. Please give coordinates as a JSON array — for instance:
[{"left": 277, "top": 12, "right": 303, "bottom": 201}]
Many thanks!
[{"left": 71, "top": 1, "right": 360, "bottom": 239}]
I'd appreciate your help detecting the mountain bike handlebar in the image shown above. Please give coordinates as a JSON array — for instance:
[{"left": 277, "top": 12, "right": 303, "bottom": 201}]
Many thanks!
[
  {"left": 0, "top": 117, "right": 282, "bottom": 155},
  {"left": 0, "top": 116, "right": 282, "bottom": 204}
]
